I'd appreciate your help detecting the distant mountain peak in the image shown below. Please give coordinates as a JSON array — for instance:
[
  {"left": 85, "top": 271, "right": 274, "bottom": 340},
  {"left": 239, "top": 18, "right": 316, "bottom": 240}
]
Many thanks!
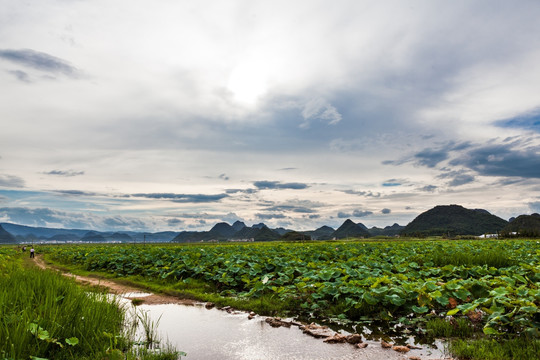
[
  {"left": 232, "top": 220, "right": 246, "bottom": 231},
  {"left": 209, "top": 222, "right": 236, "bottom": 237},
  {"left": 332, "top": 219, "right": 371, "bottom": 239},
  {"left": 0, "top": 224, "right": 16, "bottom": 244},
  {"left": 402, "top": 204, "right": 507, "bottom": 236}
]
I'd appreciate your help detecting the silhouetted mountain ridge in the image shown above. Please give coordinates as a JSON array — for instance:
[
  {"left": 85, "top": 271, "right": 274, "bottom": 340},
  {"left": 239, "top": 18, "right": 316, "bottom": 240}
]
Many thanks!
[
  {"left": 401, "top": 205, "right": 508, "bottom": 236},
  {"left": 331, "top": 219, "right": 371, "bottom": 239},
  {"left": 501, "top": 213, "right": 540, "bottom": 237},
  {"left": 0, "top": 224, "right": 16, "bottom": 244}
]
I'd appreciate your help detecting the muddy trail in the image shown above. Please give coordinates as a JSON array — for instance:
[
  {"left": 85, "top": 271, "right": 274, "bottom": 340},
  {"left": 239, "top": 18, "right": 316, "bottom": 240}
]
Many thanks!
[{"left": 32, "top": 255, "right": 197, "bottom": 305}]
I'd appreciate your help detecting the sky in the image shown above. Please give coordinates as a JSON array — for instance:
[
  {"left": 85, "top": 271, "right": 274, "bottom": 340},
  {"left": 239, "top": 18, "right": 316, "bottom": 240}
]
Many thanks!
[{"left": 1, "top": 0, "right": 540, "bottom": 232}]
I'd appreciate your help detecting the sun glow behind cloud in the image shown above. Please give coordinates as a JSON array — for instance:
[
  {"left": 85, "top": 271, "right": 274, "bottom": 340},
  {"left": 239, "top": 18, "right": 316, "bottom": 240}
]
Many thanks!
[{"left": 227, "top": 56, "right": 269, "bottom": 106}]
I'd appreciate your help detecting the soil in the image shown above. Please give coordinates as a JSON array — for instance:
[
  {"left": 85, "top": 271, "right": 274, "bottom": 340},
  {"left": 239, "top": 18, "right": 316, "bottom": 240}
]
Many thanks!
[{"left": 32, "top": 255, "right": 197, "bottom": 306}]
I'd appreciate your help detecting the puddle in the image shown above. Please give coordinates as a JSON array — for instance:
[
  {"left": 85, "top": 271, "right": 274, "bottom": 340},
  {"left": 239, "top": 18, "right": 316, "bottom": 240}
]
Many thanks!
[{"left": 131, "top": 303, "right": 448, "bottom": 360}]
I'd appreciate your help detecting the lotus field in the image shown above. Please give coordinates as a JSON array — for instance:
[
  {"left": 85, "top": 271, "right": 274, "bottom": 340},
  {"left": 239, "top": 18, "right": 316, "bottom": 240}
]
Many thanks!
[{"left": 48, "top": 239, "right": 540, "bottom": 338}]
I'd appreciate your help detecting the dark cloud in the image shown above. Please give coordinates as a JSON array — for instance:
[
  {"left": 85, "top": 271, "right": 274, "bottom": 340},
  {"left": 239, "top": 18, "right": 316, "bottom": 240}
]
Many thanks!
[
  {"left": 352, "top": 209, "right": 373, "bottom": 217},
  {"left": 496, "top": 112, "right": 540, "bottom": 132},
  {"left": 495, "top": 178, "right": 525, "bottom": 186},
  {"left": 53, "top": 190, "right": 97, "bottom": 196},
  {"left": 256, "top": 213, "right": 287, "bottom": 219},
  {"left": 448, "top": 174, "right": 475, "bottom": 186},
  {"left": 413, "top": 148, "right": 449, "bottom": 168},
  {"left": 383, "top": 182, "right": 401, "bottom": 187},
  {"left": 307, "top": 214, "right": 320, "bottom": 219},
  {"left": 177, "top": 213, "right": 214, "bottom": 219},
  {"left": 167, "top": 218, "right": 184, "bottom": 226},
  {"left": 0, "top": 49, "right": 78, "bottom": 76},
  {"left": 103, "top": 216, "right": 130, "bottom": 227},
  {"left": 339, "top": 209, "right": 373, "bottom": 218},
  {"left": 266, "top": 205, "right": 315, "bottom": 213},
  {"left": 0, "top": 175, "right": 25, "bottom": 188},
  {"left": 342, "top": 190, "right": 381, "bottom": 198},
  {"left": 449, "top": 143, "right": 540, "bottom": 178},
  {"left": 420, "top": 185, "right": 438, "bottom": 192},
  {"left": 132, "top": 193, "right": 228, "bottom": 203},
  {"left": 8, "top": 70, "right": 30, "bottom": 82},
  {"left": 226, "top": 188, "right": 258, "bottom": 194},
  {"left": 385, "top": 142, "right": 472, "bottom": 169},
  {"left": 219, "top": 173, "right": 229, "bottom": 181},
  {"left": 44, "top": 170, "right": 85, "bottom": 177},
  {"left": 437, "top": 170, "right": 475, "bottom": 187},
  {"left": 381, "top": 208, "right": 391, "bottom": 214},
  {"left": 386, "top": 139, "right": 540, "bottom": 180},
  {"left": 187, "top": 219, "right": 207, "bottom": 228},
  {"left": 279, "top": 167, "right": 298, "bottom": 171},
  {"left": 253, "top": 180, "right": 309, "bottom": 190}
]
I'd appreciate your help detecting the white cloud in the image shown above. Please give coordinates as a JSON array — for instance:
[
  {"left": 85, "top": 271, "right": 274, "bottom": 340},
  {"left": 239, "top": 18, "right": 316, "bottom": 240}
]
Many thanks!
[{"left": 300, "top": 97, "right": 342, "bottom": 128}]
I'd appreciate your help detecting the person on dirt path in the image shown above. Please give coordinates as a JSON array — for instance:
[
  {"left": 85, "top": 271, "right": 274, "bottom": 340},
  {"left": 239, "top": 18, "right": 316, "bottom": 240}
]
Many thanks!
[{"left": 30, "top": 247, "right": 35, "bottom": 258}]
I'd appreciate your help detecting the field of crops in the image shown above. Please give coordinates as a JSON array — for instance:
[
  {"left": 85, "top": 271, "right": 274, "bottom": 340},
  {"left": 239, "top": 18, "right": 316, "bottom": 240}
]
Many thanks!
[{"left": 47, "top": 239, "right": 540, "bottom": 339}]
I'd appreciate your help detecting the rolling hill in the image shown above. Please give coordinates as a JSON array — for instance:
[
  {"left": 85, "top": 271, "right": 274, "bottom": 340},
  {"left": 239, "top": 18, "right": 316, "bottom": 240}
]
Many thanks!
[
  {"left": 0, "top": 224, "right": 16, "bottom": 244},
  {"left": 401, "top": 204, "right": 508, "bottom": 236},
  {"left": 331, "top": 219, "right": 371, "bottom": 239},
  {"left": 501, "top": 213, "right": 540, "bottom": 237}
]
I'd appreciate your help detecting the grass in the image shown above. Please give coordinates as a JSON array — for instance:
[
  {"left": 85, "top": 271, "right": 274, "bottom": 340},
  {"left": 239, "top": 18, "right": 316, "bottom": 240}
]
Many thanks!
[
  {"left": 449, "top": 337, "right": 540, "bottom": 360},
  {"left": 0, "top": 264, "right": 125, "bottom": 359},
  {"left": 422, "top": 242, "right": 517, "bottom": 267},
  {"left": 426, "top": 317, "right": 475, "bottom": 338},
  {"left": 0, "top": 250, "right": 183, "bottom": 360}
]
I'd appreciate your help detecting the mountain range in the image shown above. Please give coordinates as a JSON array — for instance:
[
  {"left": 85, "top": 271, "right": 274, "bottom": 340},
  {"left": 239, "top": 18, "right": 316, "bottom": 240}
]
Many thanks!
[
  {"left": 0, "top": 222, "right": 178, "bottom": 244},
  {"left": 1, "top": 204, "right": 538, "bottom": 244}
]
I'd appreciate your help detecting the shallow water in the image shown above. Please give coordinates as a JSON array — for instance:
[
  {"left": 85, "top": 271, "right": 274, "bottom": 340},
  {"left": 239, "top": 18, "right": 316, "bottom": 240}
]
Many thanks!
[{"left": 129, "top": 301, "right": 447, "bottom": 360}]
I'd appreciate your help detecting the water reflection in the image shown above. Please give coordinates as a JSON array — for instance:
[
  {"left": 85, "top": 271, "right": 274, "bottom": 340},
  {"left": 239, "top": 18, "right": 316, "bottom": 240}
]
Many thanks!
[{"left": 131, "top": 302, "right": 447, "bottom": 360}]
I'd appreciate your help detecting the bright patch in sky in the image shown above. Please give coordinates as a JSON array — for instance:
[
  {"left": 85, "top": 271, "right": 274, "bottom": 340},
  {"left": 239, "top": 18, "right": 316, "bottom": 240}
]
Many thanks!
[{"left": 227, "top": 58, "right": 268, "bottom": 105}]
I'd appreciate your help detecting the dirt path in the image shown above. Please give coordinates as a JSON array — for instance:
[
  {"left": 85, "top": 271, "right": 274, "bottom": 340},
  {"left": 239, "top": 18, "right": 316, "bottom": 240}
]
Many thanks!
[{"left": 32, "top": 255, "right": 197, "bottom": 306}]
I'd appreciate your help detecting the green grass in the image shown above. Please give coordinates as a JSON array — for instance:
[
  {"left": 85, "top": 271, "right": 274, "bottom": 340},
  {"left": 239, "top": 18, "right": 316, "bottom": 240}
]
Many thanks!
[
  {"left": 428, "top": 248, "right": 517, "bottom": 267},
  {"left": 0, "top": 264, "right": 125, "bottom": 359},
  {"left": 426, "top": 317, "right": 475, "bottom": 338},
  {"left": 0, "top": 250, "right": 183, "bottom": 360},
  {"left": 449, "top": 337, "right": 540, "bottom": 360}
]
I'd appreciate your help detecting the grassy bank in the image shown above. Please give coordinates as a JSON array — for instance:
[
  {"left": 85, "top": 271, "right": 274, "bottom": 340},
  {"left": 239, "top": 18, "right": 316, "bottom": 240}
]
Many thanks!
[
  {"left": 0, "top": 248, "right": 181, "bottom": 360},
  {"left": 426, "top": 317, "right": 539, "bottom": 360}
]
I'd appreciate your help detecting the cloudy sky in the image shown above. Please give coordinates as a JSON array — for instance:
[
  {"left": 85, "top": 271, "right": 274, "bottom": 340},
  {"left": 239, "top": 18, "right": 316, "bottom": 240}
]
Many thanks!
[{"left": 1, "top": 0, "right": 540, "bottom": 232}]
